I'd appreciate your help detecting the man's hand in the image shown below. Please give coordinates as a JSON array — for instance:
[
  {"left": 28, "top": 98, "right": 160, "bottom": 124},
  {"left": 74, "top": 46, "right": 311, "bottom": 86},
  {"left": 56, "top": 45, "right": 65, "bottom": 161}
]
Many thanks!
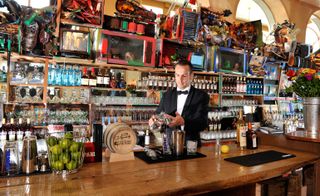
[
  {"left": 149, "top": 115, "right": 157, "bottom": 127},
  {"left": 165, "top": 112, "right": 185, "bottom": 128}
]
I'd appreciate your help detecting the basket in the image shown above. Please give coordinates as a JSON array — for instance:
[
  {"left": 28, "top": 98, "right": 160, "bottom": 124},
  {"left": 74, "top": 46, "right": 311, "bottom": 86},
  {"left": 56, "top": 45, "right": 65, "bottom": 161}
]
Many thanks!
[{"left": 46, "top": 131, "right": 85, "bottom": 174}]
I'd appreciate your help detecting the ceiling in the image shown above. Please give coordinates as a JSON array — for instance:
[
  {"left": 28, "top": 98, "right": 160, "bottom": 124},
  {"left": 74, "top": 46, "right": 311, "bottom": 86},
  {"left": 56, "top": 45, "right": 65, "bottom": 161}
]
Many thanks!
[{"left": 300, "top": 0, "right": 320, "bottom": 8}]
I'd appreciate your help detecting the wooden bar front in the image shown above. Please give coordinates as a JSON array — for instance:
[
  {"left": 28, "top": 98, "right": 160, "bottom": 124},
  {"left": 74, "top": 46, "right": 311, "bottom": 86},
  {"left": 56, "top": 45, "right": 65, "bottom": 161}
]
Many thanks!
[{"left": 0, "top": 145, "right": 318, "bottom": 195}]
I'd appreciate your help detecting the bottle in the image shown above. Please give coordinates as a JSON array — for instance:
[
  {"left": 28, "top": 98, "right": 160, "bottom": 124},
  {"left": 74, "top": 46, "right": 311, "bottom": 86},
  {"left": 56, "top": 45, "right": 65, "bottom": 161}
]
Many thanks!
[
  {"left": 109, "top": 71, "right": 117, "bottom": 88},
  {"left": 0, "top": 118, "right": 7, "bottom": 141},
  {"left": 89, "top": 67, "right": 97, "bottom": 87},
  {"left": 2, "top": 65, "right": 6, "bottom": 82},
  {"left": 236, "top": 110, "right": 247, "bottom": 150},
  {"left": 103, "top": 69, "right": 111, "bottom": 88},
  {"left": 8, "top": 118, "right": 16, "bottom": 141},
  {"left": 246, "top": 122, "right": 258, "bottom": 149},
  {"left": 55, "top": 65, "right": 62, "bottom": 86},
  {"left": 61, "top": 65, "right": 68, "bottom": 86},
  {"left": 25, "top": 118, "right": 32, "bottom": 137},
  {"left": 144, "top": 129, "right": 150, "bottom": 148},
  {"left": 81, "top": 67, "right": 89, "bottom": 86},
  {"left": 16, "top": 118, "right": 24, "bottom": 141},
  {"left": 96, "top": 68, "right": 104, "bottom": 87}
]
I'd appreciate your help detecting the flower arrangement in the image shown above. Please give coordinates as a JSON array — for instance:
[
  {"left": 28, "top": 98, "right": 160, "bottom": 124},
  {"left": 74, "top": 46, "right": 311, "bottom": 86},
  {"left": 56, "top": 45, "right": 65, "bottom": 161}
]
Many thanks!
[{"left": 286, "top": 68, "right": 320, "bottom": 97}]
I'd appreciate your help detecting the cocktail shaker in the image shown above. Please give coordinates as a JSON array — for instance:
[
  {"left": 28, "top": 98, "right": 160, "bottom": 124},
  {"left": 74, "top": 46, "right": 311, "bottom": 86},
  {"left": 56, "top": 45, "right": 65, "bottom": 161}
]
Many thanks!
[
  {"left": 21, "top": 135, "right": 38, "bottom": 174},
  {"left": 171, "top": 129, "right": 185, "bottom": 156}
]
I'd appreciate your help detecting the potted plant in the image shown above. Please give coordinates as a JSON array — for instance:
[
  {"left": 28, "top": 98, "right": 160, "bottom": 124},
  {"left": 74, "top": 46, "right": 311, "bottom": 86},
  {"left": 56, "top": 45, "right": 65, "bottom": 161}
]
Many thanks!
[{"left": 286, "top": 68, "right": 320, "bottom": 134}]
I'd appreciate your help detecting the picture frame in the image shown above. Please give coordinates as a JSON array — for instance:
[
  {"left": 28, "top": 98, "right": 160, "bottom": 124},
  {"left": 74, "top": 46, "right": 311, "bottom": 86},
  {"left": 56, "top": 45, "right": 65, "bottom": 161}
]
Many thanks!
[{"left": 60, "top": 29, "right": 91, "bottom": 57}]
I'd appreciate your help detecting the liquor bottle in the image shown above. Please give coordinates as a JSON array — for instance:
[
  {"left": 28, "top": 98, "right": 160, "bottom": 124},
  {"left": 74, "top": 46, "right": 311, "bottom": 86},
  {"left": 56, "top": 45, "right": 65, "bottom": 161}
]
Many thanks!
[
  {"left": 89, "top": 67, "right": 97, "bottom": 87},
  {"left": 144, "top": 129, "right": 150, "bottom": 148},
  {"left": 25, "top": 118, "right": 32, "bottom": 137},
  {"left": 103, "top": 69, "right": 111, "bottom": 88},
  {"left": 8, "top": 118, "right": 16, "bottom": 141},
  {"left": 2, "top": 65, "right": 7, "bottom": 82},
  {"left": 246, "top": 122, "right": 258, "bottom": 149},
  {"left": 61, "top": 65, "right": 68, "bottom": 86},
  {"left": 81, "top": 67, "right": 89, "bottom": 86},
  {"left": 0, "top": 118, "right": 7, "bottom": 141},
  {"left": 242, "top": 77, "right": 246, "bottom": 93},
  {"left": 68, "top": 65, "right": 75, "bottom": 86},
  {"left": 55, "top": 65, "right": 62, "bottom": 86},
  {"left": 109, "top": 71, "right": 117, "bottom": 88},
  {"left": 119, "top": 73, "right": 126, "bottom": 89},
  {"left": 16, "top": 118, "right": 24, "bottom": 141},
  {"left": 75, "top": 66, "right": 82, "bottom": 86},
  {"left": 96, "top": 68, "right": 104, "bottom": 87},
  {"left": 236, "top": 110, "right": 247, "bottom": 150}
]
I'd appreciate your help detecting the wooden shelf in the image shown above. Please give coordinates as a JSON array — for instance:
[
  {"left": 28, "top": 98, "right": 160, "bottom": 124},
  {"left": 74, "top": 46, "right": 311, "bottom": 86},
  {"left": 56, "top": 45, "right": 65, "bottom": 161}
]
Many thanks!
[
  {"left": 48, "top": 85, "right": 90, "bottom": 89},
  {"left": 10, "top": 83, "right": 44, "bottom": 87},
  {"left": 221, "top": 93, "right": 264, "bottom": 97},
  {"left": 91, "top": 87, "right": 127, "bottom": 91},
  {"left": 47, "top": 102, "right": 90, "bottom": 105}
]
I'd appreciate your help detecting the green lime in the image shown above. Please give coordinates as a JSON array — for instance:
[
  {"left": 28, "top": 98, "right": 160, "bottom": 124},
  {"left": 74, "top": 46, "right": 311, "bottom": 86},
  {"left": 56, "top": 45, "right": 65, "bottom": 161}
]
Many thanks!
[
  {"left": 51, "top": 154, "right": 59, "bottom": 162},
  {"left": 71, "top": 152, "right": 81, "bottom": 161},
  {"left": 47, "top": 136, "right": 57, "bottom": 147},
  {"left": 61, "top": 153, "right": 70, "bottom": 164},
  {"left": 56, "top": 161, "right": 64, "bottom": 171},
  {"left": 65, "top": 132, "right": 73, "bottom": 140},
  {"left": 60, "top": 138, "right": 71, "bottom": 150},
  {"left": 51, "top": 145, "right": 62, "bottom": 155},
  {"left": 69, "top": 142, "right": 79, "bottom": 152}
]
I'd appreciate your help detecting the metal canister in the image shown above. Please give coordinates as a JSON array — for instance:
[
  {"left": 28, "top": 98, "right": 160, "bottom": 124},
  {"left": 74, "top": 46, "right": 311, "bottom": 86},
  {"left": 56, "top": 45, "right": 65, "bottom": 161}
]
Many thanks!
[
  {"left": 21, "top": 135, "right": 38, "bottom": 174},
  {"left": 171, "top": 129, "right": 185, "bottom": 156}
]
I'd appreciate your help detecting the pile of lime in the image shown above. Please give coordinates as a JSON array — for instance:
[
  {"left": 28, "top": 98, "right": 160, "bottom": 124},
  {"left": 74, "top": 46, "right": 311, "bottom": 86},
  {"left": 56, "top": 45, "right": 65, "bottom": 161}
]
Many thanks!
[{"left": 47, "top": 132, "right": 84, "bottom": 172}]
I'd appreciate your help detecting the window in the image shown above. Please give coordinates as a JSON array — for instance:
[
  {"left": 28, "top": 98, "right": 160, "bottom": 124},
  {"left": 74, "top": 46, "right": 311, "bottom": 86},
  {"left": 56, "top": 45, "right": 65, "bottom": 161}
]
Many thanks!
[
  {"left": 143, "top": 5, "right": 163, "bottom": 16},
  {"left": 305, "top": 15, "right": 320, "bottom": 53},
  {"left": 236, "top": 0, "right": 275, "bottom": 43}
]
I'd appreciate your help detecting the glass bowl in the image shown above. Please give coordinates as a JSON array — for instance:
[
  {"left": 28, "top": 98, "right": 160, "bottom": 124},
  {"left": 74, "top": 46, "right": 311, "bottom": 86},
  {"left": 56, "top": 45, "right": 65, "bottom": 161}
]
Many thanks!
[{"left": 46, "top": 131, "right": 85, "bottom": 174}]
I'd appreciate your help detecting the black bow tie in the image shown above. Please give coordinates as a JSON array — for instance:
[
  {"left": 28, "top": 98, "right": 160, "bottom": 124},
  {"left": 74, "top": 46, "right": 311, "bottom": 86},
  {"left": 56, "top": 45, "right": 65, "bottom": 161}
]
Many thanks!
[{"left": 177, "top": 90, "right": 189, "bottom": 95}]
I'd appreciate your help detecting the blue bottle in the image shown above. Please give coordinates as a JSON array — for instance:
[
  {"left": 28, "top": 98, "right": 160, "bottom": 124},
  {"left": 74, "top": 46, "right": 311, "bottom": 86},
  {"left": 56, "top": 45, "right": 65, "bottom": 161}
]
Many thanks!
[
  {"left": 55, "top": 65, "right": 62, "bottom": 86},
  {"left": 68, "top": 66, "right": 75, "bottom": 86},
  {"left": 61, "top": 65, "right": 68, "bottom": 86}
]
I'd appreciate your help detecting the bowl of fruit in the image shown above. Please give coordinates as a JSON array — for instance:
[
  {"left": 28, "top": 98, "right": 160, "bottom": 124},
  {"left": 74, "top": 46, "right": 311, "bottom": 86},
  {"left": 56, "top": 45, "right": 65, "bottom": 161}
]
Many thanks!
[{"left": 46, "top": 131, "right": 85, "bottom": 174}]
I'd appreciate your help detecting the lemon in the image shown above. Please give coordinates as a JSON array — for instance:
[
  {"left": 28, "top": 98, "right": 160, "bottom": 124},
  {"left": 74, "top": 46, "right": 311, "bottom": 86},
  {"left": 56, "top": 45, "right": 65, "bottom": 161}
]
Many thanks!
[{"left": 221, "top": 145, "right": 230, "bottom": 154}]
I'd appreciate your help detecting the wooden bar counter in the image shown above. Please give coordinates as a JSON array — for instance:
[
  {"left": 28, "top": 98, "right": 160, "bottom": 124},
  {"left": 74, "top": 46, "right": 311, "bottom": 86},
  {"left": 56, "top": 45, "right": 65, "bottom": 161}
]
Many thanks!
[{"left": 0, "top": 145, "right": 318, "bottom": 195}]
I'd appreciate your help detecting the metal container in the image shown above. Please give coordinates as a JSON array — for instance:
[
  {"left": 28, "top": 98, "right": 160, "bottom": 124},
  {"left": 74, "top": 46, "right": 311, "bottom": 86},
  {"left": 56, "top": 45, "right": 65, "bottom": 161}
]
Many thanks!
[
  {"left": 171, "top": 129, "right": 185, "bottom": 156},
  {"left": 21, "top": 135, "right": 38, "bottom": 174},
  {"left": 303, "top": 97, "right": 320, "bottom": 135}
]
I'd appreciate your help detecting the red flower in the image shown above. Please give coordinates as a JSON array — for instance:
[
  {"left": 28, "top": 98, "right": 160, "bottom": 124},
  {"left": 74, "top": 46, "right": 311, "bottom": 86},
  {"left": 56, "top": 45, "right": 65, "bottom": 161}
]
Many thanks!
[
  {"left": 286, "top": 70, "right": 296, "bottom": 78},
  {"left": 305, "top": 73, "right": 313, "bottom": 81}
]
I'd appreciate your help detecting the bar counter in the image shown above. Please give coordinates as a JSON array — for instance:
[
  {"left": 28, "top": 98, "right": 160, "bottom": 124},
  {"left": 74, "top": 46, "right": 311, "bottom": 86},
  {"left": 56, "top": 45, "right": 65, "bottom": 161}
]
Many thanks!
[{"left": 0, "top": 145, "right": 319, "bottom": 195}]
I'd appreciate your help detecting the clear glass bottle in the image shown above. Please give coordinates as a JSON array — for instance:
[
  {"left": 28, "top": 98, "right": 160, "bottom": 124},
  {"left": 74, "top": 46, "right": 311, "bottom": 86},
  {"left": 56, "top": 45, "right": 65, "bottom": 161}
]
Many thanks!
[{"left": 236, "top": 110, "right": 247, "bottom": 150}]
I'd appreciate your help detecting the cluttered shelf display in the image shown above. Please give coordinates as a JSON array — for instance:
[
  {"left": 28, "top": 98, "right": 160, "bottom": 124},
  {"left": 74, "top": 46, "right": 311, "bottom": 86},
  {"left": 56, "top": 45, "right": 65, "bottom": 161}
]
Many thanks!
[{"left": 0, "top": 0, "right": 317, "bottom": 179}]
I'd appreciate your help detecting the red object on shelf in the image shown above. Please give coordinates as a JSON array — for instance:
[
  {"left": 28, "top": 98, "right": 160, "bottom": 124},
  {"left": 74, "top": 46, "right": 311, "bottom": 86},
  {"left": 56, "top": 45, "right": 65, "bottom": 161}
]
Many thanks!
[
  {"left": 189, "top": 0, "right": 196, "bottom": 5},
  {"left": 84, "top": 142, "right": 95, "bottom": 163}
]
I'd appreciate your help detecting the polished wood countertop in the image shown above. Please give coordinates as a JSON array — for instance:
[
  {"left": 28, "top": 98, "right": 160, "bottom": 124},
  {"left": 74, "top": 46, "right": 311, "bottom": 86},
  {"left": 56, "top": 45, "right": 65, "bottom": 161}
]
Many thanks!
[
  {"left": 0, "top": 145, "right": 318, "bottom": 195},
  {"left": 286, "top": 130, "right": 320, "bottom": 143}
]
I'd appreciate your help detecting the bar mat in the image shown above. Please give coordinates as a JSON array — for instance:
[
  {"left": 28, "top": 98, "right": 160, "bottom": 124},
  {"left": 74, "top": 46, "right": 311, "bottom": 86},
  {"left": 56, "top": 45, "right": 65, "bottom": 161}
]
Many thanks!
[
  {"left": 224, "top": 150, "right": 296, "bottom": 167},
  {"left": 135, "top": 151, "right": 206, "bottom": 164}
]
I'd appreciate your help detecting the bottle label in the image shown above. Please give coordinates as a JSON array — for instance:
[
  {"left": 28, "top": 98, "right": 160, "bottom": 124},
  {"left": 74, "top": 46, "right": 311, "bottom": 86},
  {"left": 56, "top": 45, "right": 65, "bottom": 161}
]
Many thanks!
[
  {"left": 81, "top": 78, "right": 89, "bottom": 86},
  {"left": 145, "top": 135, "right": 150, "bottom": 146},
  {"left": 89, "top": 79, "right": 97, "bottom": 86},
  {"left": 97, "top": 76, "right": 103, "bottom": 84},
  {"left": 103, "top": 77, "right": 110, "bottom": 85},
  {"left": 252, "top": 135, "right": 257, "bottom": 148},
  {"left": 239, "top": 126, "right": 247, "bottom": 148}
]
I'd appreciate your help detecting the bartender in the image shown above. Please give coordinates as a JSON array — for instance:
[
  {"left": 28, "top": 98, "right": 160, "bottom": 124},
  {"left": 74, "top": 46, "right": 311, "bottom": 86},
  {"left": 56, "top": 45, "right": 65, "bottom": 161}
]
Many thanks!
[{"left": 149, "top": 59, "right": 209, "bottom": 145}]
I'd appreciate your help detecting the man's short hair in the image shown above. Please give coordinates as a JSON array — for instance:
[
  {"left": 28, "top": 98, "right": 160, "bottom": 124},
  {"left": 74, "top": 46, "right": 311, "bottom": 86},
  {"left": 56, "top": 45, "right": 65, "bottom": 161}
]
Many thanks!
[{"left": 174, "top": 59, "right": 193, "bottom": 73}]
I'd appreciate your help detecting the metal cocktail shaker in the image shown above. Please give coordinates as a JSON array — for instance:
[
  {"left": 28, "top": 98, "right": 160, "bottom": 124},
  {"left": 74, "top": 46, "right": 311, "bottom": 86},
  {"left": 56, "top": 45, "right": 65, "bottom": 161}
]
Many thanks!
[
  {"left": 171, "top": 129, "right": 185, "bottom": 156},
  {"left": 21, "top": 135, "right": 38, "bottom": 174}
]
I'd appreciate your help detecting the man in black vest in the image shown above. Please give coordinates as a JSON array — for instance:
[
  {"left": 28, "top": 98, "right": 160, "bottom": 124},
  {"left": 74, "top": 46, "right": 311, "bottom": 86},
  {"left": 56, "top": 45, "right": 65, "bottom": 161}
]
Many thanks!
[{"left": 149, "top": 60, "right": 209, "bottom": 145}]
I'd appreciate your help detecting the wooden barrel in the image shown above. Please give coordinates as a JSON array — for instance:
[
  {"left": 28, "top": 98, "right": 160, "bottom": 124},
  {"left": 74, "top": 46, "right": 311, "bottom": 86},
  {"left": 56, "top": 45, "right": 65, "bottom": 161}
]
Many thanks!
[{"left": 103, "top": 123, "right": 136, "bottom": 154}]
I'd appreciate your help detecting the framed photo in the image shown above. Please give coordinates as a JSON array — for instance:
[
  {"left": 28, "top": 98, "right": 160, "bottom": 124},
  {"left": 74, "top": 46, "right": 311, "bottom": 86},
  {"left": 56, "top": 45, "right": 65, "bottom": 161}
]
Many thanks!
[{"left": 60, "top": 29, "right": 91, "bottom": 56}]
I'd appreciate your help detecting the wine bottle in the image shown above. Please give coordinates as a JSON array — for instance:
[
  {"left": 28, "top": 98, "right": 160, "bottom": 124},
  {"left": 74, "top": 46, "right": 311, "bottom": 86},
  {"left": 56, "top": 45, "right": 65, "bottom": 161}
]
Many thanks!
[
  {"left": 103, "top": 69, "right": 111, "bottom": 88},
  {"left": 236, "top": 110, "right": 247, "bottom": 150},
  {"left": 96, "top": 68, "right": 104, "bottom": 87},
  {"left": 81, "top": 67, "right": 89, "bottom": 86},
  {"left": 246, "top": 122, "right": 258, "bottom": 149},
  {"left": 89, "top": 67, "right": 97, "bottom": 87}
]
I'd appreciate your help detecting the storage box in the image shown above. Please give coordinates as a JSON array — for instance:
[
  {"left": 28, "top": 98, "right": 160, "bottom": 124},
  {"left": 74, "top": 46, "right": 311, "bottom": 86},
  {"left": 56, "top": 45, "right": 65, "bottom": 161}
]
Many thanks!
[{"left": 98, "top": 30, "right": 156, "bottom": 67}]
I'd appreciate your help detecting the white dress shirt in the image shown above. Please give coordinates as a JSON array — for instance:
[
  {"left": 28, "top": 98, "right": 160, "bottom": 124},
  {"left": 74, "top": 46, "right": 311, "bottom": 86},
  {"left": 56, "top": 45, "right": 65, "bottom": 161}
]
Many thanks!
[{"left": 177, "top": 86, "right": 191, "bottom": 130}]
